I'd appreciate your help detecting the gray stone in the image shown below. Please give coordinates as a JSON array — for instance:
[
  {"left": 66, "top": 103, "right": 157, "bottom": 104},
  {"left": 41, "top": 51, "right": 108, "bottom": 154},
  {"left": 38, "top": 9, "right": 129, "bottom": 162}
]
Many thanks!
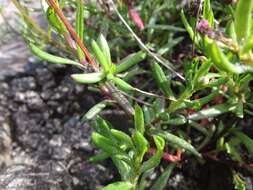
[
  {"left": 10, "top": 77, "right": 36, "bottom": 92},
  {"left": 0, "top": 61, "right": 114, "bottom": 189},
  {"left": 14, "top": 91, "right": 45, "bottom": 110}
]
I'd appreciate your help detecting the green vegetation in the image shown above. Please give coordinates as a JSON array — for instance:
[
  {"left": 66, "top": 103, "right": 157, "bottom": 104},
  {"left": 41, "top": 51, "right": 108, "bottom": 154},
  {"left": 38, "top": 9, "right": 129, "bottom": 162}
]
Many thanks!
[{"left": 11, "top": 0, "right": 253, "bottom": 189}]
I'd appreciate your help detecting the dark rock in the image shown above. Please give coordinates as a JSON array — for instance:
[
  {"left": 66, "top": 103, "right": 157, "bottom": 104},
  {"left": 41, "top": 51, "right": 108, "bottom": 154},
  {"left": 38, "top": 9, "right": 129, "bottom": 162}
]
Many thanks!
[
  {"left": 0, "top": 115, "right": 11, "bottom": 169},
  {"left": 0, "top": 163, "right": 73, "bottom": 190},
  {"left": 0, "top": 61, "right": 118, "bottom": 189},
  {"left": 69, "top": 161, "right": 114, "bottom": 190},
  {"left": 35, "top": 67, "right": 54, "bottom": 87},
  {"left": 167, "top": 172, "right": 200, "bottom": 190},
  {"left": 10, "top": 77, "right": 36, "bottom": 92},
  {"left": 13, "top": 91, "right": 45, "bottom": 111},
  {"left": 0, "top": 82, "right": 9, "bottom": 97}
]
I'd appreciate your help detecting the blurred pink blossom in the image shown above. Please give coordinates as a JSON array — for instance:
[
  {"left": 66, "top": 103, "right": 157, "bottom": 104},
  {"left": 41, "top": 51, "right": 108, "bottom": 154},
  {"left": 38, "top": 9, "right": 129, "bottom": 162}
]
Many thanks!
[
  {"left": 197, "top": 19, "right": 215, "bottom": 37},
  {"left": 128, "top": 5, "right": 144, "bottom": 30}
]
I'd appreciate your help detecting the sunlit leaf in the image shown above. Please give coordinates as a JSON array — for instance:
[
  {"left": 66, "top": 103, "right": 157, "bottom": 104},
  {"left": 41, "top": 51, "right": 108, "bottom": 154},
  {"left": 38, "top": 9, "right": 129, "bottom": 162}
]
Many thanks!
[
  {"left": 188, "top": 103, "right": 236, "bottom": 121},
  {"left": 29, "top": 44, "right": 83, "bottom": 67},
  {"left": 154, "top": 130, "right": 202, "bottom": 158},
  {"left": 81, "top": 100, "right": 112, "bottom": 122},
  {"left": 102, "top": 182, "right": 133, "bottom": 190},
  {"left": 115, "top": 51, "right": 146, "bottom": 74},
  {"left": 141, "top": 136, "right": 165, "bottom": 173},
  {"left": 134, "top": 104, "right": 145, "bottom": 134},
  {"left": 76, "top": 0, "right": 85, "bottom": 60},
  {"left": 235, "top": 0, "right": 253, "bottom": 41},
  {"left": 71, "top": 72, "right": 105, "bottom": 84}
]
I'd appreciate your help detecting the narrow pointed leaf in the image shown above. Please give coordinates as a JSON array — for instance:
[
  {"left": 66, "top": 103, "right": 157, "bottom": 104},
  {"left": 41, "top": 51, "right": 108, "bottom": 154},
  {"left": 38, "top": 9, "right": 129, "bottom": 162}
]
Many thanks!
[
  {"left": 225, "top": 142, "right": 243, "bottom": 162},
  {"left": 234, "top": 102, "right": 244, "bottom": 118},
  {"left": 208, "top": 41, "right": 239, "bottom": 74},
  {"left": 241, "top": 35, "right": 253, "bottom": 55},
  {"left": 235, "top": 0, "right": 253, "bottom": 41},
  {"left": 188, "top": 103, "right": 236, "bottom": 121},
  {"left": 115, "top": 51, "right": 146, "bottom": 73},
  {"left": 81, "top": 100, "right": 111, "bottom": 122},
  {"left": 133, "top": 131, "right": 149, "bottom": 162},
  {"left": 203, "top": 0, "right": 214, "bottom": 27},
  {"left": 141, "top": 136, "right": 165, "bottom": 173},
  {"left": 180, "top": 9, "right": 200, "bottom": 47},
  {"left": 71, "top": 72, "right": 105, "bottom": 84},
  {"left": 234, "top": 131, "right": 253, "bottom": 155},
  {"left": 99, "top": 34, "right": 112, "bottom": 67},
  {"left": 46, "top": 7, "right": 66, "bottom": 33},
  {"left": 152, "top": 63, "right": 173, "bottom": 97},
  {"left": 91, "top": 40, "right": 110, "bottom": 72},
  {"left": 96, "top": 116, "right": 113, "bottom": 139},
  {"left": 89, "top": 151, "right": 110, "bottom": 162},
  {"left": 102, "top": 182, "right": 133, "bottom": 190},
  {"left": 193, "top": 60, "right": 212, "bottom": 85},
  {"left": 29, "top": 44, "right": 83, "bottom": 67},
  {"left": 75, "top": 0, "right": 85, "bottom": 60},
  {"left": 154, "top": 130, "right": 202, "bottom": 158},
  {"left": 134, "top": 104, "right": 145, "bottom": 134},
  {"left": 150, "top": 163, "right": 176, "bottom": 190},
  {"left": 228, "top": 22, "right": 237, "bottom": 42},
  {"left": 111, "top": 77, "right": 135, "bottom": 91},
  {"left": 111, "top": 129, "right": 134, "bottom": 149},
  {"left": 91, "top": 132, "right": 119, "bottom": 154},
  {"left": 162, "top": 115, "right": 187, "bottom": 125},
  {"left": 112, "top": 158, "right": 132, "bottom": 181}
]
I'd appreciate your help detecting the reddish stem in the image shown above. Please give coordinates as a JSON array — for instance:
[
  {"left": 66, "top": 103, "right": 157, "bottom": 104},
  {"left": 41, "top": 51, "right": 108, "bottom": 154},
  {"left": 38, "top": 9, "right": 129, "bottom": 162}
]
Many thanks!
[
  {"left": 47, "top": 0, "right": 97, "bottom": 68},
  {"left": 148, "top": 148, "right": 182, "bottom": 162}
]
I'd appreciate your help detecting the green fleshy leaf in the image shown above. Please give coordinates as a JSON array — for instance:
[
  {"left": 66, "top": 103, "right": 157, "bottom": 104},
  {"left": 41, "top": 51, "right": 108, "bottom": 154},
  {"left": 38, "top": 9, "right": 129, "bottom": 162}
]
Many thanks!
[
  {"left": 81, "top": 100, "right": 112, "bottom": 122},
  {"left": 102, "top": 182, "right": 133, "bottom": 190},
  {"left": 235, "top": 0, "right": 253, "bottom": 41},
  {"left": 134, "top": 104, "right": 145, "bottom": 134},
  {"left": 115, "top": 51, "right": 146, "bottom": 74},
  {"left": 141, "top": 136, "right": 165, "bottom": 173},
  {"left": 29, "top": 44, "right": 83, "bottom": 67},
  {"left": 71, "top": 72, "right": 105, "bottom": 84},
  {"left": 154, "top": 130, "right": 202, "bottom": 158},
  {"left": 75, "top": 0, "right": 85, "bottom": 60},
  {"left": 234, "top": 131, "right": 253, "bottom": 155},
  {"left": 188, "top": 103, "right": 236, "bottom": 121}
]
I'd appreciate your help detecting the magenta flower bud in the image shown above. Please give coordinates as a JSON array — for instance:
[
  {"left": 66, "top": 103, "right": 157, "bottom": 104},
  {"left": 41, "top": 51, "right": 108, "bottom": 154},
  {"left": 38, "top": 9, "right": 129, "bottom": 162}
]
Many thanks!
[
  {"left": 197, "top": 19, "right": 215, "bottom": 37},
  {"left": 197, "top": 19, "right": 210, "bottom": 33},
  {"left": 128, "top": 5, "right": 144, "bottom": 30}
]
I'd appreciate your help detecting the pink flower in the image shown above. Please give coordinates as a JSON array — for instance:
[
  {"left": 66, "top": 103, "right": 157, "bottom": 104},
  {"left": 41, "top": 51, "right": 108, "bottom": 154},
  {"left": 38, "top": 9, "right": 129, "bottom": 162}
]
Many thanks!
[
  {"left": 197, "top": 19, "right": 210, "bottom": 33},
  {"left": 197, "top": 19, "right": 215, "bottom": 37},
  {"left": 128, "top": 5, "right": 144, "bottom": 30}
]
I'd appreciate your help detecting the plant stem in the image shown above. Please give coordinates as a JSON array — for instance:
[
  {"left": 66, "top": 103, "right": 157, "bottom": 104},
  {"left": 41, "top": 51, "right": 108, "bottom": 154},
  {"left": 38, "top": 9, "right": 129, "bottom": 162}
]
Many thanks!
[
  {"left": 47, "top": 0, "right": 97, "bottom": 67},
  {"left": 104, "top": 82, "right": 135, "bottom": 116},
  {"left": 46, "top": 0, "right": 134, "bottom": 116}
]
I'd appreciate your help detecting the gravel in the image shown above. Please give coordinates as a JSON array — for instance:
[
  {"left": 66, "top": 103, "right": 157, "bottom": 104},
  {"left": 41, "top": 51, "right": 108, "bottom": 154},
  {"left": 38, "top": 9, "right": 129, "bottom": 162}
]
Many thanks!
[{"left": 0, "top": 61, "right": 114, "bottom": 189}]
